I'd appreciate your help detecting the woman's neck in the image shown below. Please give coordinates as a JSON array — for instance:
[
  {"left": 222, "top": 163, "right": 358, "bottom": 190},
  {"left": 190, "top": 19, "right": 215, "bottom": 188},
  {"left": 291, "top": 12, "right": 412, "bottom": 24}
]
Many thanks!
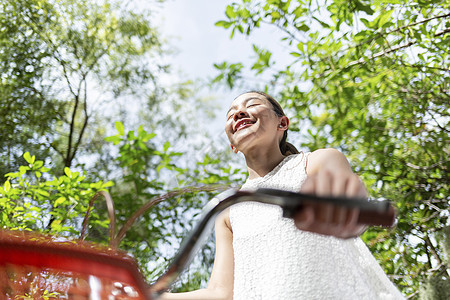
[{"left": 244, "top": 147, "right": 286, "bottom": 180}]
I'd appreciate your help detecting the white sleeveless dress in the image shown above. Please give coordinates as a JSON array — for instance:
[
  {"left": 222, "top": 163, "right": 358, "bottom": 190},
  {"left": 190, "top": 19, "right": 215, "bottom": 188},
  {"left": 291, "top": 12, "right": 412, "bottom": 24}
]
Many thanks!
[{"left": 230, "top": 153, "right": 404, "bottom": 300}]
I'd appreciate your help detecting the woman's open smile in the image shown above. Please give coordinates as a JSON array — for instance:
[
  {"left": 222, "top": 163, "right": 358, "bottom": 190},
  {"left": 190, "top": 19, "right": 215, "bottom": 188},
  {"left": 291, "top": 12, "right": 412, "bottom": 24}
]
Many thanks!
[{"left": 234, "top": 118, "right": 255, "bottom": 132}]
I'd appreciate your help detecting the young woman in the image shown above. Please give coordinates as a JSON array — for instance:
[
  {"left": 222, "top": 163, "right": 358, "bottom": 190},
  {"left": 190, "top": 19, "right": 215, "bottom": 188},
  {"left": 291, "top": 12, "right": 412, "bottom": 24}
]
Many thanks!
[{"left": 161, "top": 91, "right": 403, "bottom": 299}]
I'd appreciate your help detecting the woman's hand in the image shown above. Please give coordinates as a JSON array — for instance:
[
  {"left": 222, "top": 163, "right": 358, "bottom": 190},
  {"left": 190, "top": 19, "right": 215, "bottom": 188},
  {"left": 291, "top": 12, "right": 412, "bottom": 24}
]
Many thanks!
[{"left": 294, "top": 149, "right": 368, "bottom": 239}]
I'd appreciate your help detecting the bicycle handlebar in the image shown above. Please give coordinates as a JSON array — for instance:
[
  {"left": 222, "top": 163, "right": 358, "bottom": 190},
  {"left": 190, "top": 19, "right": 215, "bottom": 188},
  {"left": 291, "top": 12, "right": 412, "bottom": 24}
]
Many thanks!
[{"left": 150, "top": 188, "right": 396, "bottom": 297}]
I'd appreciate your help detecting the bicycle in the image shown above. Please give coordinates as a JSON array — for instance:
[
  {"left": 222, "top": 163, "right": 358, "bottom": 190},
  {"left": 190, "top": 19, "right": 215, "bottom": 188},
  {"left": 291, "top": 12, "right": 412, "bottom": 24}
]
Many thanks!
[{"left": 0, "top": 188, "right": 395, "bottom": 299}]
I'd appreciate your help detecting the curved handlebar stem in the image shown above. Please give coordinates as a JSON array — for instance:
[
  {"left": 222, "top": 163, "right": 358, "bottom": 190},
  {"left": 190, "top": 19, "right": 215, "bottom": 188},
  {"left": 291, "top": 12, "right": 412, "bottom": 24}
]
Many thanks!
[
  {"left": 150, "top": 189, "right": 245, "bottom": 296},
  {"left": 150, "top": 188, "right": 396, "bottom": 297}
]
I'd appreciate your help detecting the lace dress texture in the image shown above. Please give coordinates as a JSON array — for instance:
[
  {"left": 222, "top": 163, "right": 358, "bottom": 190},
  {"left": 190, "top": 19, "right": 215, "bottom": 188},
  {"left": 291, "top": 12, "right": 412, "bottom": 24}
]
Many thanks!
[{"left": 230, "top": 153, "right": 404, "bottom": 300}]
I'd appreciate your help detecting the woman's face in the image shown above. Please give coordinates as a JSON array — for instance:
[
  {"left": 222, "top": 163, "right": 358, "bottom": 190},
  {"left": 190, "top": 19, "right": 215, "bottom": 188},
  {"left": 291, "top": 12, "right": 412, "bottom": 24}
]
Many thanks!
[{"left": 225, "top": 92, "right": 285, "bottom": 153}]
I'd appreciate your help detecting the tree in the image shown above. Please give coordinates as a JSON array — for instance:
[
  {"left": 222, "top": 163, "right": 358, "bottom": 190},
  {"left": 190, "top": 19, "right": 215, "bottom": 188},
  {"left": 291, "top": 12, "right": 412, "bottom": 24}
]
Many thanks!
[
  {"left": 0, "top": 0, "right": 61, "bottom": 179},
  {"left": 1, "top": 0, "right": 237, "bottom": 290},
  {"left": 214, "top": 0, "right": 449, "bottom": 298},
  {"left": 0, "top": 0, "right": 166, "bottom": 178}
]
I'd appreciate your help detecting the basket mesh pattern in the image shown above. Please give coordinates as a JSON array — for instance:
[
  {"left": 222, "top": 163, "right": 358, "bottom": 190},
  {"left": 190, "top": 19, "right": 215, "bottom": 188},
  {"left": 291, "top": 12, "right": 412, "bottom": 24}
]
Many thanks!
[{"left": 0, "top": 264, "right": 143, "bottom": 299}]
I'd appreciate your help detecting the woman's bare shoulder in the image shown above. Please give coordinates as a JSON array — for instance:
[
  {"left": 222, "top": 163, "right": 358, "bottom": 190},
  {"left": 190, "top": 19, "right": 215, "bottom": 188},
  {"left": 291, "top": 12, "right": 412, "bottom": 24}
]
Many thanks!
[
  {"left": 307, "top": 148, "right": 351, "bottom": 175},
  {"left": 215, "top": 208, "right": 232, "bottom": 232}
]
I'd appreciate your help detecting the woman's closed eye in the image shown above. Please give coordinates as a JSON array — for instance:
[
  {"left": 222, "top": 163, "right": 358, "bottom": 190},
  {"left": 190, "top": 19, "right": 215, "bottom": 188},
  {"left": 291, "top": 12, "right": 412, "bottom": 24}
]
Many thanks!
[{"left": 226, "top": 102, "right": 261, "bottom": 120}]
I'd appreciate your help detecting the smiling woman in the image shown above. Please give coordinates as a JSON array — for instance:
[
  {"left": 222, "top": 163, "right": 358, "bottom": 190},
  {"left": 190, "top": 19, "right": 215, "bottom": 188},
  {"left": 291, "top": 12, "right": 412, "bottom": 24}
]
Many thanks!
[
  {"left": 161, "top": 91, "right": 404, "bottom": 300},
  {"left": 227, "top": 95, "right": 280, "bottom": 154},
  {"left": 226, "top": 91, "right": 299, "bottom": 159}
]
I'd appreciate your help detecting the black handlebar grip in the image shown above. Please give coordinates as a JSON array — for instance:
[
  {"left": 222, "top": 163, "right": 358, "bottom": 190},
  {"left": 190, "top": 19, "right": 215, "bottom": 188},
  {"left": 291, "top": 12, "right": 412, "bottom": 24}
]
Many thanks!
[
  {"left": 256, "top": 188, "right": 397, "bottom": 228},
  {"left": 358, "top": 205, "right": 396, "bottom": 227}
]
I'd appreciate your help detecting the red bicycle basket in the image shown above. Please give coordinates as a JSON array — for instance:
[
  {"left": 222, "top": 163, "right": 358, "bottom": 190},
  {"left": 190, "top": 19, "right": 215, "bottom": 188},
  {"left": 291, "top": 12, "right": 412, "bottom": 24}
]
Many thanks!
[{"left": 0, "top": 229, "right": 151, "bottom": 299}]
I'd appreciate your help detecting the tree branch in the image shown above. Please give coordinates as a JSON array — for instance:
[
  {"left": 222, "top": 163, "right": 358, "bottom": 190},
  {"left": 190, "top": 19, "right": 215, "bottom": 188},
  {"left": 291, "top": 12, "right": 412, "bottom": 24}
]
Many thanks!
[
  {"left": 66, "top": 93, "right": 79, "bottom": 168},
  {"left": 424, "top": 235, "right": 443, "bottom": 267},
  {"left": 434, "top": 27, "right": 450, "bottom": 38},
  {"left": 398, "top": 62, "right": 450, "bottom": 73},
  {"left": 347, "top": 41, "right": 415, "bottom": 67},
  {"left": 70, "top": 77, "right": 90, "bottom": 164},
  {"left": 356, "top": 13, "right": 450, "bottom": 49}
]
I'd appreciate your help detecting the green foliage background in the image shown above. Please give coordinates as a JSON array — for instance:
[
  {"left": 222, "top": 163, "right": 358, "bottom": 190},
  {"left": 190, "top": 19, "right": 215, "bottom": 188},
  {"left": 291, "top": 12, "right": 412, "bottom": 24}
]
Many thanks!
[
  {"left": 0, "top": 0, "right": 449, "bottom": 299},
  {"left": 213, "top": 0, "right": 449, "bottom": 298},
  {"left": 0, "top": 0, "right": 241, "bottom": 292}
]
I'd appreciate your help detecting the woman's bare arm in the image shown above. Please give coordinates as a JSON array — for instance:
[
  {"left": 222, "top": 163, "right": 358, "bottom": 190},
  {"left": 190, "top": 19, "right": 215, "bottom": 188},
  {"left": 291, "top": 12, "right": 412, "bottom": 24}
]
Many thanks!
[
  {"left": 159, "top": 209, "right": 234, "bottom": 300},
  {"left": 295, "top": 148, "right": 367, "bottom": 238}
]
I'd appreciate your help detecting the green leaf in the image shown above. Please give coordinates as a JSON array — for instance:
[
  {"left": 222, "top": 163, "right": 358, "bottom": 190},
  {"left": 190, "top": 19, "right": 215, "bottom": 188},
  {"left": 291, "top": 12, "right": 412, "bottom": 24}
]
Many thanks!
[
  {"left": 225, "top": 5, "right": 237, "bottom": 19},
  {"left": 104, "top": 135, "right": 122, "bottom": 145},
  {"left": 354, "top": 1, "right": 374, "bottom": 15},
  {"left": 312, "top": 16, "right": 330, "bottom": 29},
  {"left": 145, "top": 133, "right": 156, "bottom": 141},
  {"left": 54, "top": 197, "right": 66, "bottom": 207},
  {"left": 64, "top": 167, "right": 72, "bottom": 177},
  {"left": 4, "top": 172, "right": 19, "bottom": 179},
  {"left": 4, "top": 180, "right": 11, "bottom": 193},
  {"left": 360, "top": 18, "right": 371, "bottom": 28},
  {"left": 101, "top": 181, "right": 114, "bottom": 188},
  {"left": 378, "top": 10, "right": 394, "bottom": 28},
  {"left": 215, "top": 20, "right": 232, "bottom": 29},
  {"left": 23, "top": 152, "right": 34, "bottom": 164},
  {"left": 50, "top": 219, "right": 62, "bottom": 230},
  {"left": 19, "top": 166, "right": 30, "bottom": 176},
  {"left": 33, "top": 160, "right": 43, "bottom": 169},
  {"left": 115, "top": 121, "right": 125, "bottom": 135},
  {"left": 271, "top": 11, "right": 281, "bottom": 21},
  {"left": 37, "top": 189, "right": 49, "bottom": 197},
  {"left": 295, "top": 24, "right": 310, "bottom": 32}
]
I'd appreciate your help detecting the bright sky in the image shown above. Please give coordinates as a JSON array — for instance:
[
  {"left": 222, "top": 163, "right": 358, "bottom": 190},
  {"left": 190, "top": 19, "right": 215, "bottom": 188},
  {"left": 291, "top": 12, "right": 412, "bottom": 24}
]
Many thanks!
[
  {"left": 157, "top": 0, "right": 289, "bottom": 78},
  {"left": 155, "top": 0, "right": 292, "bottom": 133},
  {"left": 158, "top": 0, "right": 240, "bottom": 78}
]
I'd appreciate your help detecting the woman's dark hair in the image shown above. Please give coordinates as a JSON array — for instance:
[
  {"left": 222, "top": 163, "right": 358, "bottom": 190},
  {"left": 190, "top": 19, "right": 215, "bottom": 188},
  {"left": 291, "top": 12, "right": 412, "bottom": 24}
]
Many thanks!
[{"left": 247, "top": 91, "right": 299, "bottom": 156}]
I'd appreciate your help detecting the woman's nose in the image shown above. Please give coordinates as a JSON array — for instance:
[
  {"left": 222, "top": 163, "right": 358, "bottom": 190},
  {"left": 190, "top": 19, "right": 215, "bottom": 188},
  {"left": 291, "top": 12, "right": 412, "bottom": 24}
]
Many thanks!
[{"left": 233, "top": 110, "right": 247, "bottom": 121}]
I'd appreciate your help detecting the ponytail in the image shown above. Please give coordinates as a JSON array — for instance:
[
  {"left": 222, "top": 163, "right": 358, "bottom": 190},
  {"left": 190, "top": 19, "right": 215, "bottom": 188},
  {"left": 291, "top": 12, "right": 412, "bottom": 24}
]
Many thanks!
[{"left": 279, "top": 131, "right": 299, "bottom": 156}]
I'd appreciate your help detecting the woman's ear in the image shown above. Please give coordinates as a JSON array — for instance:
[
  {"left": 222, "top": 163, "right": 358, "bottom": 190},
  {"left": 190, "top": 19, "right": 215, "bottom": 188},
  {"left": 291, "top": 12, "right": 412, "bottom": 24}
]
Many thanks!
[{"left": 278, "top": 116, "right": 289, "bottom": 130}]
